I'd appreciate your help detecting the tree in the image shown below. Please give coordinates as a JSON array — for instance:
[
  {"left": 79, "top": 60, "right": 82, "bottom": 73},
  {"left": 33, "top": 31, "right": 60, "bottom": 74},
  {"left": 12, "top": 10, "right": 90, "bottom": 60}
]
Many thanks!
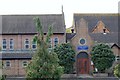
[
  {"left": 114, "top": 64, "right": 120, "bottom": 78},
  {"left": 54, "top": 43, "right": 75, "bottom": 73},
  {"left": 91, "top": 43, "right": 115, "bottom": 72},
  {"left": 26, "top": 17, "right": 63, "bottom": 79}
]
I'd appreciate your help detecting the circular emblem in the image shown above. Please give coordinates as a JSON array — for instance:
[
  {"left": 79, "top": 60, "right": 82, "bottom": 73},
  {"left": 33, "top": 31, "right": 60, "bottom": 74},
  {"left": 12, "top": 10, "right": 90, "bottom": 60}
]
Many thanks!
[{"left": 80, "top": 38, "right": 85, "bottom": 44}]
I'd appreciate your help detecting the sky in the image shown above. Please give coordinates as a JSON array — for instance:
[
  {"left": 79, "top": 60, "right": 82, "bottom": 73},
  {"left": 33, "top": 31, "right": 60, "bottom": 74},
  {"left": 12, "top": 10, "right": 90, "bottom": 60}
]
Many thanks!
[{"left": 0, "top": 0, "right": 119, "bottom": 28}]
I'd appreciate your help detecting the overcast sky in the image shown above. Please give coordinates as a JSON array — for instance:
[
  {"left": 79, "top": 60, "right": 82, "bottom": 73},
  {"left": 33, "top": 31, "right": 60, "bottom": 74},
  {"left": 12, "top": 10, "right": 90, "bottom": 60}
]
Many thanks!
[{"left": 0, "top": 0, "right": 119, "bottom": 28}]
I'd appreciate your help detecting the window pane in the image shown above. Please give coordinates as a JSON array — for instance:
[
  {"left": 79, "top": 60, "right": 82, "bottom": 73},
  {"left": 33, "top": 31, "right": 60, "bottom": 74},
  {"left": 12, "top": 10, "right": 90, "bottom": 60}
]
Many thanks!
[
  {"left": 54, "top": 38, "right": 58, "bottom": 47},
  {"left": 25, "top": 39, "right": 29, "bottom": 49},
  {"left": 3, "top": 46, "right": 6, "bottom": 49},
  {"left": 2, "top": 39, "right": 7, "bottom": 49},
  {"left": 32, "top": 45, "right": 36, "bottom": 49},
  {"left": 25, "top": 45, "right": 29, "bottom": 49},
  {"left": 10, "top": 39, "right": 14, "bottom": 49},
  {"left": 32, "top": 41, "right": 37, "bottom": 49},
  {"left": 23, "top": 61, "right": 27, "bottom": 67},
  {"left": 6, "top": 61, "right": 10, "bottom": 67},
  {"left": 3, "top": 39, "right": 6, "bottom": 44}
]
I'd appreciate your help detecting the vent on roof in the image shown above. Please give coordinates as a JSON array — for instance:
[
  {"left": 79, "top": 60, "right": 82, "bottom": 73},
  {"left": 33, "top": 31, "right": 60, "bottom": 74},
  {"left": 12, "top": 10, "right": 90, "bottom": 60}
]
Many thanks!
[
  {"left": 71, "top": 28, "right": 74, "bottom": 33},
  {"left": 103, "top": 28, "right": 107, "bottom": 35}
]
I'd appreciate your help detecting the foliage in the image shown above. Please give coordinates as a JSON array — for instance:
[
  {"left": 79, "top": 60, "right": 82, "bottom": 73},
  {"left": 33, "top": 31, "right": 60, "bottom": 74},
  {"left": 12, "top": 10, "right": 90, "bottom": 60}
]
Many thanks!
[
  {"left": 114, "top": 64, "right": 120, "bottom": 78},
  {"left": 91, "top": 43, "right": 115, "bottom": 72},
  {"left": 0, "top": 75, "right": 6, "bottom": 80},
  {"left": 54, "top": 43, "right": 75, "bottom": 73},
  {"left": 66, "top": 27, "right": 72, "bottom": 33},
  {"left": 26, "top": 17, "right": 63, "bottom": 79}
]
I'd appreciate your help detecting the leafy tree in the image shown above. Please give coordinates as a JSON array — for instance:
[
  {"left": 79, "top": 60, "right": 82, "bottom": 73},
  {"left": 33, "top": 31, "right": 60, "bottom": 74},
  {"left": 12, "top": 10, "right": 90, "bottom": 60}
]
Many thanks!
[
  {"left": 26, "top": 17, "right": 63, "bottom": 79},
  {"left": 66, "top": 27, "right": 72, "bottom": 33},
  {"left": 91, "top": 43, "right": 115, "bottom": 72},
  {"left": 54, "top": 43, "right": 75, "bottom": 73},
  {"left": 114, "top": 64, "right": 120, "bottom": 78}
]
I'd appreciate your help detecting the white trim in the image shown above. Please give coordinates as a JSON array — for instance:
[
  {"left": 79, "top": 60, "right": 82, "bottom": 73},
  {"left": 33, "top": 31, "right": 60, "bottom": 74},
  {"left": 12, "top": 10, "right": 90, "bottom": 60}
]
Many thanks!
[
  {"left": 22, "top": 61, "right": 28, "bottom": 67},
  {"left": 5, "top": 60, "right": 11, "bottom": 68},
  {"left": 79, "top": 38, "right": 86, "bottom": 45},
  {"left": 53, "top": 37, "right": 59, "bottom": 47},
  {"left": 2, "top": 39, "right": 7, "bottom": 50},
  {"left": 9, "top": 39, "right": 14, "bottom": 50},
  {"left": 24, "top": 39, "right": 30, "bottom": 49},
  {"left": 31, "top": 40, "right": 37, "bottom": 50},
  {"left": 48, "top": 38, "right": 52, "bottom": 49}
]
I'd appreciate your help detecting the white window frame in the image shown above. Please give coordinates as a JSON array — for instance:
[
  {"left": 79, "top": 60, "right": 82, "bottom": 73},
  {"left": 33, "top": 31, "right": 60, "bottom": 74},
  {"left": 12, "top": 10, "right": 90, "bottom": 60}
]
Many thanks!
[
  {"left": 48, "top": 38, "right": 52, "bottom": 49},
  {"left": 5, "top": 61, "right": 11, "bottom": 68},
  {"left": 9, "top": 39, "right": 14, "bottom": 50},
  {"left": 24, "top": 39, "right": 29, "bottom": 49},
  {"left": 2, "top": 39, "right": 7, "bottom": 50},
  {"left": 22, "top": 61, "right": 28, "bottom": 67},
  {"left": 32, "top": 40, "right": 37, "bottom": 50},
  {"left": 54, "top": 37, "right": 59, "bottom": 47}
]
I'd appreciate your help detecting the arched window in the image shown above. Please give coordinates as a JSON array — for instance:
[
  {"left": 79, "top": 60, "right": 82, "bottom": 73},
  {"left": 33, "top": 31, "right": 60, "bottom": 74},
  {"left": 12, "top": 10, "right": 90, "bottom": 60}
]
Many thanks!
[
  {"left": 5, "top": 61, "right": 11, "bottom": 67},
  {"left": 10, "top": 39, "right": 14, "bottom": 50},
  {"left": 25, "top": 39, "right": 29, "bottom": 49},
  {"left": 48, "top": 38, "right": 52, "bottom": 49},
  {"left": 2, "top": 39, "right": 7, "bottom": 50},
  {"left": 22, "top": 61, "right": 28, "bottom": 67},
  {"left": 54, "top": 37, "right": 59, "bottom": 47},
  {"left": 32, "top": 41, "right": 37, "bottom": 49}
]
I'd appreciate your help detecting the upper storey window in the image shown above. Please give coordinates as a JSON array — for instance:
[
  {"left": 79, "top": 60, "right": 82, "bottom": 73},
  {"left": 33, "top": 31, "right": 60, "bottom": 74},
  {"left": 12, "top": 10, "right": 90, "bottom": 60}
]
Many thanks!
[
  {"left": 54, "top": 37, "right": 59, "bottom": 47},
  {"left": 25, "top": 39, "right": 29, "bottom": 49},
  {"left": 2, "top": 39, "right": 7, "bottom": 50},
  {"left": 32, "top": 41, "right": 37, "bottom": 49},
  {"left": 48, "top": 38, "right": 52, "bottom": 49},
  {"left": 9, "top": 39, "right": 14, "bottom": 50}
]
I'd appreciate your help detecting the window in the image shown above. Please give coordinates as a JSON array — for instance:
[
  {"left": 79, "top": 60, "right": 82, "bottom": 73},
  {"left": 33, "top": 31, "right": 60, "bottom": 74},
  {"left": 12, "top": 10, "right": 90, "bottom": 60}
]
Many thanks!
[
  {"left": 25, "top": 39, "right": 29, "bottom": 49},
  {"left": 22, "top": 61, "right": 28, "bottom": 67},
  {"left": 32, "top": 41, "right": 37, "bottom": 49},
  {"left": 116, "top": 56, "right": 120, "bottom": 61},
  {"left": 9, "top": 39, "right": 14, "bottom": 50},
  {"left": 80, "top": 38, "right": 85, "bottom": 45},
  {"left": 48, "top": 38, "right": 52, "bottom": 49},
  {"left": 5, "top": 61, "right": 11, "bottom": 67},
  {"left": 54, "top": 37, "right": 58, "bottom": 47},
  {"left": 2, "top": 39, "right": 7, "bottom": 50}
]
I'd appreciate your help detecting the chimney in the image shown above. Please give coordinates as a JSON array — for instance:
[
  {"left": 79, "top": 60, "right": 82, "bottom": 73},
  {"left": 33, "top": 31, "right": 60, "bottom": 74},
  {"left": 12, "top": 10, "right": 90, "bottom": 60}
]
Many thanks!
[
  {"left": 103, "top": 28, "right": 107, "bottom": 35},
  {"left": 71, "top": 28, "right": 74, "bottom": 33}
]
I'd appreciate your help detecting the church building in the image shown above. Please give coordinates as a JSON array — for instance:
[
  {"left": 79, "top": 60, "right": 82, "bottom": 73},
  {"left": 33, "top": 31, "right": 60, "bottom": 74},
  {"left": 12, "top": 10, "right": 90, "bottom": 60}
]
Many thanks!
[
  {"left": 66, "top": 14, "right": 120, "bottom": 74},
  {"left": 0, "top": 13, "right": 120, "bottom": 76}
]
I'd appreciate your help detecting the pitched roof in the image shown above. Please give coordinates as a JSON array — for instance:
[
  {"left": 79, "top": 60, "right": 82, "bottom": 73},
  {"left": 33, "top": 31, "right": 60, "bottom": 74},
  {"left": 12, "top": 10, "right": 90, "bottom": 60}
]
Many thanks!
[
  {"left": 74, "top": 13, "right": 118, "bottom": 33},
  {"left": 89, "top": 32, "right": 119, "bottom": 45},
  {"left": 0, "top": 14, "right": 65, "bottom": 34},
  {"left": 66, "top": 33, "right": 76, "bottom": 40}
]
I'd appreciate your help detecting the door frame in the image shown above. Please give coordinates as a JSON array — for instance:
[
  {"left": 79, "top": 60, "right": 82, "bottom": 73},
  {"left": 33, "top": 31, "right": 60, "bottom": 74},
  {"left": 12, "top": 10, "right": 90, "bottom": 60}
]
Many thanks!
[{"left": 76, "top": 51, "right": 90, "bottom": 74}]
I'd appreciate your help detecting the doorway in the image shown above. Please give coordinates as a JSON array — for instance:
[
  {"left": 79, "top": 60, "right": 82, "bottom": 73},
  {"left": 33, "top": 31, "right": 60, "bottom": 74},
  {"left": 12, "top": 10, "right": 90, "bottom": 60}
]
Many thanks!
[{"left": 77, "top": 52, "right": 89, "bottom": 74}]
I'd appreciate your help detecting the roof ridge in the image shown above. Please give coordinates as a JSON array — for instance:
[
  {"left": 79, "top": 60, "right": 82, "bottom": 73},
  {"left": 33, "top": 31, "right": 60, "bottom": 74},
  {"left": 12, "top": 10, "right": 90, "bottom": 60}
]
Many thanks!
[{"left": 1, "top": 14, "right": 63, "bottom": 16}]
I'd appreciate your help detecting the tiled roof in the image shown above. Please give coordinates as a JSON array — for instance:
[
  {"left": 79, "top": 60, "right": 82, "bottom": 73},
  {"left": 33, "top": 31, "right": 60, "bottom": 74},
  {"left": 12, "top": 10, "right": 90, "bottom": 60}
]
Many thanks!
[
  {"left": 74, "top": 13, "right": 118, "bottom": 33},
  {"left": 66, "top": 33, "right": 76, "bottom": 40},
  {"left": 0, "top": 14, "right": 65, "bottom": 34},
  {"left": 89, "top": 32, "right": 119, "bottom": 45}
]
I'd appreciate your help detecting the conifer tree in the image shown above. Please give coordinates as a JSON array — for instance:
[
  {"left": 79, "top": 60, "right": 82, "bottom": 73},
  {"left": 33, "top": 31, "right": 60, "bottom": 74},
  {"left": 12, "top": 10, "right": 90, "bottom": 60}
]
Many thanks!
[{"left": 26, "top": 17, "right": 63, "bottom": 79}]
